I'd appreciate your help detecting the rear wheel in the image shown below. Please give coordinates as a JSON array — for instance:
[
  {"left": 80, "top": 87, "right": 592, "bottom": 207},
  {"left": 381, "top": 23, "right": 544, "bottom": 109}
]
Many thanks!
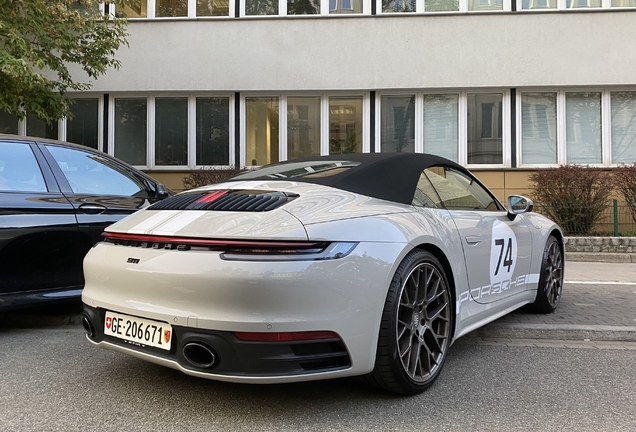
[
  {"left": 365, "top": 250, "right": 453, "bottom": 395},
  {"left": 531, "top": 236, "right": 563, "bottom": 313}
]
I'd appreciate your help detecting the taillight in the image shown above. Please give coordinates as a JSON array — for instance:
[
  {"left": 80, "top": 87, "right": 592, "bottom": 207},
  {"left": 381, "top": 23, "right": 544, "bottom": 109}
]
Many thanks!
[{"left": 101, "top": 232, "right": 357, "bottom": 261}]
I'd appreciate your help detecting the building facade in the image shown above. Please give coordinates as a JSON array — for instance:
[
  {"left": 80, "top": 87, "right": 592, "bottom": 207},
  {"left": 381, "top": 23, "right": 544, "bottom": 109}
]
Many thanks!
[{"left": 2, "top": 2, "right": 636, "bottom": 198}]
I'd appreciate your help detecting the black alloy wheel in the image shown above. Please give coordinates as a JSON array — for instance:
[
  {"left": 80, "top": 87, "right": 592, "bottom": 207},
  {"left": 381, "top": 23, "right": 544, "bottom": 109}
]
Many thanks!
[
  {"left": 532, "top": 235, "right": 564, "bottom": 313},
  {"left": 364, "top": 249, "right": 453, "bottom": 395}
]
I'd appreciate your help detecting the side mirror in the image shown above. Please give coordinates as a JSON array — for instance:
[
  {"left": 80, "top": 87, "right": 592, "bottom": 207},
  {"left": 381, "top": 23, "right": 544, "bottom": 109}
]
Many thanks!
[
  {"left": 507, "top": 195, "right": 534, "bottom": 221},
  {"left": 156, "top": 184, "right": 171, "bottom": 199}
]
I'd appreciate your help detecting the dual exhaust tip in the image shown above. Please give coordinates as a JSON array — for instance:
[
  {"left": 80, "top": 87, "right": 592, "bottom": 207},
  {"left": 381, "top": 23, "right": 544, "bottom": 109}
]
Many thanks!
[{"left": 81, "top": 314, "right": 218, "bottom": 369}]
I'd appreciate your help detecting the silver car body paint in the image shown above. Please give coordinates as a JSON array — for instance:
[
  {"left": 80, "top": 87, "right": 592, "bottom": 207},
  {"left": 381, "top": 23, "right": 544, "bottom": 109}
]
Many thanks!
[{"left": 82, "top": 180, "right": 563, "bottom": 383}]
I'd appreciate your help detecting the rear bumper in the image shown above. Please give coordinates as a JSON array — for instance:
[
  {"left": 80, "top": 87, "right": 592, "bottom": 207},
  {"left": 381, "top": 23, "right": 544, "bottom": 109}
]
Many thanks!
[
  {"left": 83, "top": 304, "right": 352, "bottom": 381},
  {"left": 81, "top": 240, "right": 407, "bottom": 381}
]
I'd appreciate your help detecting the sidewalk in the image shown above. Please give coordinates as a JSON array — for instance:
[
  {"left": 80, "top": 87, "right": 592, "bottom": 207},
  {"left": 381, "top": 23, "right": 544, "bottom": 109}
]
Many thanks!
[{"left": 474, "top": 261, "right": 636, "bottom": 342}]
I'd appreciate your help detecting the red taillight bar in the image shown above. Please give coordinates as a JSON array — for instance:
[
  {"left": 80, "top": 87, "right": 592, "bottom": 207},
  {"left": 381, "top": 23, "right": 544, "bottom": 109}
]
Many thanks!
[
  {"left": 234, "top": 331, "right": 340, "bottom": 342},
  {"left": 102, "top": 232, "right": 323, "bottom": 249}
]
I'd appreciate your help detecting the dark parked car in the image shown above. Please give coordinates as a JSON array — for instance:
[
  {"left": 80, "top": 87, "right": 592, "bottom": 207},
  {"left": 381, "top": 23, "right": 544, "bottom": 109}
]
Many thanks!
[{"left": 0, "top": 135, "right": 173, "bottom": 311}]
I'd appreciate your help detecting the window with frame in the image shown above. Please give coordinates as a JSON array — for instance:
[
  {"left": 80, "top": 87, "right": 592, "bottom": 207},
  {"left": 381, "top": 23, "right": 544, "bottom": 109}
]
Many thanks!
[
  {"left": 0, "top": 110, "right": 19, "bottom": 135},
  {"left": 329, "top": 96, "right": 363, "bottom": 155},
  {"left": 423, "top": 94, "right": 458, "bottom": 162},
  {"left": 114, "top": 98, "right": 147, "bottom": 166},
  {"left": 246, "top": 97, "right": 279, "bottom": 166},
  {"left": 155, "top": 97, "right": 188, "bottom": 166},
  {"left": 245, "top": 0, "right": 278, "bottom": 14},
  {"left": 196, "top": 97, "right": 230, "bottom": 165},
  {"left": 287, "top": 96, "right": 321, "bottom": 160},
  {"left": 610, "top": 92, "right": 636, "bottom": 164},
  {"left": 521, "top": 0, "right": 555, "bottom": 8},
  {"left": 468, "top": 0, "right": 502, "bottom": 9},
  {"left": 156, "top": 0, "right": 188, "bottom": 16},
  {"left": 26, "top": 113, "right": 58, "bottom": 140},
  {"left": 612, "top": 0, "right": 636, "bottom": 6},
  {"left": 380, "top": 95, "right": 415, "bottom": 153},
  {"left": 467, "top": 93, "right": 503, "bottom": 165},
  {"left": 566, "top": 0, "right": 601, "bottom": 7},
  {"left": 426, "top": 0, "right": 459, "bottom": 10},
  {"left": 115, "top": 0, "right": 148, "bottom": 17},
  {"left": 197, "top": 0, "right": 230, "bottom": 15},
  {"left": 288, "top": 0, "right": 320, "bottom": 13},
  {"left": 521, "top": 93, "right": 557, "bottom": 164},
  {"left": 382, "top": 0, "right": 416, "bottom": 12},
  {"left": 67, "top": 99, "right": 99, "bottom": 150},
  {"left": 330, "top": 0, "right": 363, "bottom": 12},
  {"left": 566, "top": 92, "right": 602, "bottom": 164}
]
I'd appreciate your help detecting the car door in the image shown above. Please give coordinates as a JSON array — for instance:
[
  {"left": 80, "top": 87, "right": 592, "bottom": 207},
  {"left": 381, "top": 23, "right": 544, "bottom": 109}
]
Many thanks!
[
  {"left": 38, "top": 143, "right": 164, "bottom": 246},
  {"left": 424, "top": 165, "right": 534, "bottom": 304},
  {"left": 0, "top": 139, "right": 85, "bottom": 308}
]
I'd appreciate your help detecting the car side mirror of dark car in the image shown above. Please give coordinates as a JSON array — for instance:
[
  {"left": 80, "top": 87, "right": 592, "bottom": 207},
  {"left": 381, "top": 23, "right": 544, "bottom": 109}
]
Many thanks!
[
  {"left": 156, "top": 184, "right": 171, "bottom": 199},
  {"left": 506, "top": 195, "right": 534, "bottom": 221}
]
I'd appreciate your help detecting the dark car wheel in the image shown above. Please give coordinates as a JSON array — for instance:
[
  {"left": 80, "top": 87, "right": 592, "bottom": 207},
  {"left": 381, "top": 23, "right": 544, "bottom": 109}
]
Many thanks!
[
  {"left": 364, "top": 249, "right": 453, "bottom": 395},
  {"left": 531, "top": 236, "right": 563, "bottom": 314}
]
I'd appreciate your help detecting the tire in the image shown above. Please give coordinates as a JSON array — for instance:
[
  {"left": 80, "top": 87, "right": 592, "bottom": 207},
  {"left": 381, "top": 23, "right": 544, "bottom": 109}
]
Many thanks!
[
  {"left": 363, "top": 249, "right": 453, "bottom": 395},
  {"left": 531, "top": 236, "right": 564, "bottom": 314}
]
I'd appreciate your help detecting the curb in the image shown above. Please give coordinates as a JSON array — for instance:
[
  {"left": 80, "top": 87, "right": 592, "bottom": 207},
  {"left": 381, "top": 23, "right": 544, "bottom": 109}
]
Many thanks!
[
  {"left": 474, "top": 322, "right": 636, "bottom": 342},
  {"left": 565, "top": 252, "right": 636, "bottom": 263}
]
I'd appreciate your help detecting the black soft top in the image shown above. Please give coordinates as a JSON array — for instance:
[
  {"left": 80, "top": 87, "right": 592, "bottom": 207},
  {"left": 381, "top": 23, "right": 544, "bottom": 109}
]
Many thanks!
[{"left": 228, "top": 153, "right": 469, "bottom": 205}]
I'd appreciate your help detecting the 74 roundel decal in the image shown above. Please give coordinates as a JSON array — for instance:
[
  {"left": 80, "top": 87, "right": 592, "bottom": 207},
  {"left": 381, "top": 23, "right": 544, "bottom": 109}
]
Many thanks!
[
  {"left": 494, "top": 238, "right": 514, "bottom": 275},
  {"left": 489, "top": 221, "right": 518, "bottom": 286}
]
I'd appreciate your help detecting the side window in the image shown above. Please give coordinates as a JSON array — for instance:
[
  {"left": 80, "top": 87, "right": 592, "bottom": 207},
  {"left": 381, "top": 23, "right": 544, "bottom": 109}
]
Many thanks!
[
  {"left": 0, "top": 142, "right": 47, "bottom": 193},
  {"left": 412, "top": 171, "right": 443, "bottom": 208},
  {"left": 424, "top": 166, "right": 499, "bottom": 210},
  {"left": 46, "top": 145, "right": 150, "bottom": 197}
]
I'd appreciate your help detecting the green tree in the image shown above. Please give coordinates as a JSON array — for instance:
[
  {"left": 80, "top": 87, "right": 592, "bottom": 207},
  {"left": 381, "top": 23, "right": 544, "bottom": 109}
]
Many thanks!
[{"left": 0, "top": 0, "right": 129, "bottom": 124}]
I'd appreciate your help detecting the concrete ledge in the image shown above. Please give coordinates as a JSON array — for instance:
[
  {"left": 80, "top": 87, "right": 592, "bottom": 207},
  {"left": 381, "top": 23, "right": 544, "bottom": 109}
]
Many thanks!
[
  {"left": 474, "top": 322, "right": 636, "bottom": 342},
  {"left": 565, "top": 252, "right": 636, "bottom": 263}
]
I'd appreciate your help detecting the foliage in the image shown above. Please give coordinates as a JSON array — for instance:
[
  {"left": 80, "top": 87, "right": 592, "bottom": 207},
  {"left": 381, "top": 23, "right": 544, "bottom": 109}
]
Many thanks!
[
  {"left": 182, "top": 167, "right": 247, "bottom": 190},
  {"left": 529, "top": 165, "right": 612, "bottom": 235},
  {"left": 329, "top": 133, "right": 359, "bottom": 155},
  {"left": 613, "top": 163, "right": 636, "bottom": 224},
  {"left": 0, "top": 0, "right": 129, "bottom": 124}
]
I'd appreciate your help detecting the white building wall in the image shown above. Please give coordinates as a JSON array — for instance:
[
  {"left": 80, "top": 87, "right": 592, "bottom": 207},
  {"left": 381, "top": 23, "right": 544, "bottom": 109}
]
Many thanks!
[{"left": 75, "top": 11, "right": 636, "bottom": 92}]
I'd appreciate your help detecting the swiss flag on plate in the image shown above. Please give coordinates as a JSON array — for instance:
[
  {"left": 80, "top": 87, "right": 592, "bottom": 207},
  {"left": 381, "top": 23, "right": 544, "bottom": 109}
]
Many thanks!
[{"left": 105, "top": 317, "right": 112, "bottom": 330}]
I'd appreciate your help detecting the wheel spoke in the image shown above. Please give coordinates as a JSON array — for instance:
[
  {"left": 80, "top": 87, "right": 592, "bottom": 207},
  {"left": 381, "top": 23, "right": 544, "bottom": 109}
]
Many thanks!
[
  {"left": 409, "top": 340, "right": 422, "bottom": 376},
  {"left": 427, "top": 302, "right": 448, "bottom": 322}
]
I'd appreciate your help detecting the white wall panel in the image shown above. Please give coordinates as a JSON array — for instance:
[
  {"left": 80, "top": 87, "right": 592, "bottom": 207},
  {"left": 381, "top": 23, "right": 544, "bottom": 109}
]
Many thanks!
[{"left": 70, "top": 12, "right": 636, "bottom": 91}]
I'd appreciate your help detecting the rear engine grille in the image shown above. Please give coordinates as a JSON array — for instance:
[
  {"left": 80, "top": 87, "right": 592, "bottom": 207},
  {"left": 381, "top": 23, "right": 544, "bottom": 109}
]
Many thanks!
[{"left": 149, "top": 190, "right": 298, "bottom": 212}]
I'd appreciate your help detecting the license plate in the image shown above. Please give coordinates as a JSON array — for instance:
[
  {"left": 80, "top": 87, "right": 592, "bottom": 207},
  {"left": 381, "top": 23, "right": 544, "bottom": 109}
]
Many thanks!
[{"left": 104, "top": 311, "right": 172, "bottom": 351}]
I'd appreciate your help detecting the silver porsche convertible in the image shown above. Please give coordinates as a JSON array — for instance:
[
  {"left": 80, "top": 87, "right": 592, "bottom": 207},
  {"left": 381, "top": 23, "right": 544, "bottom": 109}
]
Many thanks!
[{"left": 81, "top": 153, "right": 564, "bottom": 395}]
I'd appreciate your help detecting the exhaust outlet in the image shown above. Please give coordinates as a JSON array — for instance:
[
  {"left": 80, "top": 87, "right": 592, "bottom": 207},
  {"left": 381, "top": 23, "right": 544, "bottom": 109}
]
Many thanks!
[
  {"left": 82, "top": 315, "right": 95, "bottom": 338},
  {"left": 182, "top": 342, "right": 217, "bottom": 369}
]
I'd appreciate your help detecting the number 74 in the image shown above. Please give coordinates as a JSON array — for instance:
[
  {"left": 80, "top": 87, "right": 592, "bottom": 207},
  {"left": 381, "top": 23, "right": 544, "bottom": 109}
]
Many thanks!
[{"left": 494, "top": 238, "right": 513, "bottom": 275}]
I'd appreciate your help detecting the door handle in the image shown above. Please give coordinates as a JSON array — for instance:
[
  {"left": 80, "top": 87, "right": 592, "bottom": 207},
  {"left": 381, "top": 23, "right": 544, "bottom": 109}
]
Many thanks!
[
  {"left": 78, "top": 203, "right": 107, "bottom": 215},
  {"left": 465, "top": 235, "right": 481, "bottom": 245}
]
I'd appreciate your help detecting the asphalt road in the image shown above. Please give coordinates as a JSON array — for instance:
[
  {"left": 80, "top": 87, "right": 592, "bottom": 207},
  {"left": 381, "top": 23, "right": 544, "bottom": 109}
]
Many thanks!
[{"left": 1, "top": 327, "right": 635, "bottom": 432}]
